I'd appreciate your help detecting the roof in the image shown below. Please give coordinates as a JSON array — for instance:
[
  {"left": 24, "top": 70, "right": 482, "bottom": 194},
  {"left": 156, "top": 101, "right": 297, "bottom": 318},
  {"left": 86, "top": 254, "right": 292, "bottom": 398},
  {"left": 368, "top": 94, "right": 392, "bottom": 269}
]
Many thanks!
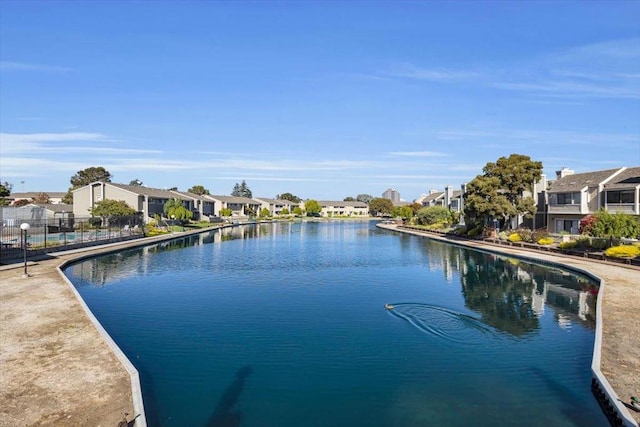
[
  {"left": 317, "top": 200, "right": 368, "bottom": 208},
  {"left": 603, "top": 166, "right": 640, "bottom": 190},
  {"left": 548, "top": 168, "right": 623, "bottom": 193},
  {"left": 206, "top": 195, "right": 259, "bottom": 204},
  {"left": 32, "top": 203, "right": 74, "bottom": 213},
  {"left": 8, "top": 192, "right": 66, "bottom": 199},
  {"left": 170, "top": 190, "right": 211, "bottom": 201},
  {"left": 422, "top": 192, "right": 444, "bottom": 202},
  {"left": 254, "top": 197, "right": 295, "bottom": 205},
  {"left": 107, "top": 183, "right": 180, "bottom": 199}
]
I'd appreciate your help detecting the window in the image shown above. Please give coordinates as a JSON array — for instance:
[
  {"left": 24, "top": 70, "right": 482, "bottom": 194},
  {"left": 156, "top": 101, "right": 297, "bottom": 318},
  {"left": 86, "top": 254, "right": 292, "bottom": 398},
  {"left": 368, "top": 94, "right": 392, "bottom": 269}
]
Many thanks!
[
  {"left": 553, "top": 192, "right": 580, "bottom": 205},
  {"left": 606, "top": 190, "right": 634, "bottom": 204}
]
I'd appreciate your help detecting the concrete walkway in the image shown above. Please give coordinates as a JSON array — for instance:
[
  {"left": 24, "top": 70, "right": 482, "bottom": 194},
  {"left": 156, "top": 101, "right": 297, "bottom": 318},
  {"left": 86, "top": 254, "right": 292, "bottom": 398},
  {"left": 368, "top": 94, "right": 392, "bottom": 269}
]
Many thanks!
[{"left": 1, "top": 224, "right": 638, "bottom": 425}]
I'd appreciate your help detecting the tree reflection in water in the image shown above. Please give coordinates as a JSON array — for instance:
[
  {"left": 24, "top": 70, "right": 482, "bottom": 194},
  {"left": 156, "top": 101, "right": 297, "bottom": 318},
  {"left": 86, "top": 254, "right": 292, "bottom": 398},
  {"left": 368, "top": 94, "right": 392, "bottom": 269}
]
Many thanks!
[{"left": 418, "top": 239, "right": 597, "bottom": 337}]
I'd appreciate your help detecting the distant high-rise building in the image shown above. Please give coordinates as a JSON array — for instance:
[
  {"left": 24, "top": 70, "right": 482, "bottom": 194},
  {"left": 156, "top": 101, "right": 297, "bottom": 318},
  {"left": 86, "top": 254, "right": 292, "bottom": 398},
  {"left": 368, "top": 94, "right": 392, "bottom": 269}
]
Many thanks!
[{"left": 382, "top": 188, "right": 400, "bottom": 204}]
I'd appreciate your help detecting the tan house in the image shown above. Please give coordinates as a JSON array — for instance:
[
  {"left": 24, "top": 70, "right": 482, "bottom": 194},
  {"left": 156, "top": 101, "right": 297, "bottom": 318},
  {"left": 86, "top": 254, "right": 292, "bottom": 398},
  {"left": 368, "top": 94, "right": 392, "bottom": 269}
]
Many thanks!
[
  {"left": 316, "top": 201, "right": 369, "bottom": 217},
  {"left": 253, "top": 198, "right": 296, "bottom": 216},
  {"left": 72, "top": 182, "right": 210, "bottom": 223},
  {"left": 7, "top": 192, "right": 66, "bottom": 205},
  {"left": 205, "top": 195, "right": 261, "bottom": 218},
  {"left": 547, "top": 167, "right": 626, "bottom": 233}
]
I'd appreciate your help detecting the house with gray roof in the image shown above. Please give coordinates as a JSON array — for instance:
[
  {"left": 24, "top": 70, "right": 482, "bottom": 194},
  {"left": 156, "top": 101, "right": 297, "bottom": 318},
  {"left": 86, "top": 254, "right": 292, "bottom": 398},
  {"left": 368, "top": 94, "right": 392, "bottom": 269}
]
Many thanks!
[
  {"left": 253, "top": 198, "right": 296, "bottom": 216},
  {"left": 7, "top": 192, "right": 67, "bottom": 205},
  {"left": 317, "top": 200, "right": 369, "bottom": 217},
  {"left": 72, "top": 182, "right": 208, "bottom": 223},
  {"left": 205, "top": 195, "right": 261, "bottom": 218},
  {"left": 601, "top": 166, "right": 640, "bottom": 215},
  {"left": 547, "top": 167, "right": 625, "bottom": 233}
]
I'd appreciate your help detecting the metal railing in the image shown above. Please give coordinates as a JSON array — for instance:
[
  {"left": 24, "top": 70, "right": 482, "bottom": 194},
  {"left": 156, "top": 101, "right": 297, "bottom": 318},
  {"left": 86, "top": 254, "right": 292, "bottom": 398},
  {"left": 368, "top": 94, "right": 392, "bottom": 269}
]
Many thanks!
[{"left": 1, "top": 215, "right": 144, "bottom": 257}]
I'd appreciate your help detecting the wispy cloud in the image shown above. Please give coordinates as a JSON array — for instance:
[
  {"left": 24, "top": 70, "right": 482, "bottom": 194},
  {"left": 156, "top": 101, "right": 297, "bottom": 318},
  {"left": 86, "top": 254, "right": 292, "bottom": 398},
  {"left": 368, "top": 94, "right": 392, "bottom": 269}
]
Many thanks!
[
  {"left": 386, "top": 63, "right": 478, "bottom": 82},
  {"left": 0, "top": 61, "right": 72, "bottom": 72},
  {"left": 387, "top": 151, "right": 448, "bottom": 157}
]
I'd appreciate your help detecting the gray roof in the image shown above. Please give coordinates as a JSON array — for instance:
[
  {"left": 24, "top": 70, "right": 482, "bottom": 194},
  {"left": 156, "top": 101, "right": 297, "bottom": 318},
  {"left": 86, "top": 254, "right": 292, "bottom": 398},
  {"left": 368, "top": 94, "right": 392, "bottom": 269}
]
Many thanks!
[
  {"left": 207, "top": 195, "right": 260, "bottom": 204},
  {"left": 423, "top": 192, "right": 445, "bottom": 202},
  {"left": 548, "top": 168, "right": 623, "bottom": 193},
  {"left": 32, "top": 203, "right": 74, "bottom": 213},
  {"left": 317, "top": 200, "right": 368, "bottom": 208},
  {"left": 107, "top": 183, "right": 182, "bottom": 199},
  {"left": 254, "top": 197, "right": 295, "bottom": 205},
  {"left": 170, "top": 190, "right": 211, "bottom": 201},
  {"left": 8, "top": 192, "right": 66, "bottom": 199},
  {"left": 603, "top": 166, "right": 640, "bottom": 190}
]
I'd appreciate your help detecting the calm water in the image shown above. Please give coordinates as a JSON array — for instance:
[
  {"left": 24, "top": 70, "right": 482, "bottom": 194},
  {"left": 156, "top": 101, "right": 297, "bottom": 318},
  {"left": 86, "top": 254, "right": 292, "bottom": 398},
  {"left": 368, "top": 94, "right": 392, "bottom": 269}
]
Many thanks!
[{"left": 64, "top": 221, "right": 607, "bottom": 426}]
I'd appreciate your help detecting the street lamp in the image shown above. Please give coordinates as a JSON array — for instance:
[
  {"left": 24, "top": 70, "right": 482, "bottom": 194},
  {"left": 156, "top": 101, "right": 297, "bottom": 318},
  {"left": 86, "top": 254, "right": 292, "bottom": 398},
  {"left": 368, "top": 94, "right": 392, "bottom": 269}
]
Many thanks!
[
  {"left": 171, "top": 215, "right": 175, "bottom": 234},
  {"left": 20, "top": 222, "right": 30, "bottom": 277}
]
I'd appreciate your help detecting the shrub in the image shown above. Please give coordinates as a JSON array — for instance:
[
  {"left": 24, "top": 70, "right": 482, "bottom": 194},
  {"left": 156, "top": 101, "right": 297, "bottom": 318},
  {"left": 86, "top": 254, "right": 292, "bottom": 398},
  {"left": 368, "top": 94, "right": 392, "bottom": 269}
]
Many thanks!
[
  {"left": 576, "top": 236, "right": 592, "bottom": 248},
  {"left": 590, "top": 238, "right": 609, "bottom": 250},
  {"left": 538, "top": 237, "right": 554, "bottom": 245},
  {"left": 559, "top": 241, "right": 578, "bottom": 250},
  {"left": 516, "top": 229, "right": 533, "bottom": 242},
  {"left": 497, "top": 231, "right": 509, "bottom": 241},
  {"left": 466, "top": 226, "right": 483, "bottom": 237},
  {"left": 604, "top": 245, "right": 640, "bottom": 258},
  {"left": 579, "top": 214, "right": 598, "bottom": 235},
  {"left": 508, "top": 233, "right": 522, "bottom": 243},
  {"left": 531, "top": 228, "right": 550, "bottom": 242}
]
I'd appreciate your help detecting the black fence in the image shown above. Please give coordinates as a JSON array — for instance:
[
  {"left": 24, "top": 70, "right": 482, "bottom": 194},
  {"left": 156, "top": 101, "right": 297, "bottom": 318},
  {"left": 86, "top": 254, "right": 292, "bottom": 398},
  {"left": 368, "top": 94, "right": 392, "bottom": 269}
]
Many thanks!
[{"left": 1, "top": 215, "right": 144, "bottom": 260}]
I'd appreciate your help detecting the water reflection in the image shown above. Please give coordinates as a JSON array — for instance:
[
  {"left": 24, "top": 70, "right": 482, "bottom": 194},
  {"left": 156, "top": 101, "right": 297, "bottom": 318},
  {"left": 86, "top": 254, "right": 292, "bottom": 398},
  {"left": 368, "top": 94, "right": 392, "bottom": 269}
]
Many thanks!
[
  {"left": 415, "top": 239, "right": 597, "bottom": 336},
  {"left": 206, "top": 366, "right": 253, "bottom": 427}
]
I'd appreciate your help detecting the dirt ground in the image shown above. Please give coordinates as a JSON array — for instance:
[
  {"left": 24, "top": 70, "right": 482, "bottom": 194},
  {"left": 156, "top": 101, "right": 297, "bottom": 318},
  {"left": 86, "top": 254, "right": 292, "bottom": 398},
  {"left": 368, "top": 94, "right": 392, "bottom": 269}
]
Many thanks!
[
  {"left": 0, "top": 255, "right": 138, "bottom": 427},
  {"left": 1, "top": 227, "right": 638, "bottom": 426}
]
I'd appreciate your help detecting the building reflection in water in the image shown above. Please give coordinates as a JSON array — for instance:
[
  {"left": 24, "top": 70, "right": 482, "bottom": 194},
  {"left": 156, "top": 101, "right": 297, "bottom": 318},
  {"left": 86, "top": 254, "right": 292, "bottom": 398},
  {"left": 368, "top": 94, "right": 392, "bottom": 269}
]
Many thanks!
[{"left": 66, "top": 223, "right": 597, "bottom": 338}]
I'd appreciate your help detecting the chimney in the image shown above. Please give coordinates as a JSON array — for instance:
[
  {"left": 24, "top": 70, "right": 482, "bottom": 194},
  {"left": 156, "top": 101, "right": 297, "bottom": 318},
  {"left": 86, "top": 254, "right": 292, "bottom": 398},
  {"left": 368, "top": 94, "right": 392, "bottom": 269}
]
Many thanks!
[{"left": 556, "top": 167, "right": 574, "bottom": 180}]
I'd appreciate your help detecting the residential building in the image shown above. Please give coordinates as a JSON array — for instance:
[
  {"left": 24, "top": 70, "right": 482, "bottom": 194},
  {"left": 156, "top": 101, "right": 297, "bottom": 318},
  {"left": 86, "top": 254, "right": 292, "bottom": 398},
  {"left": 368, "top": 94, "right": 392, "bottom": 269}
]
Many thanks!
[
  {"left": 7, "top": 192, "right": 66, "bottom": 205},
  {"left": 253, "top": 198, "right": 296, "bottom": 216},
  {"left": 602, "top": 166, "right": 640, "bottom": 215},
  {"left": 72, "top": 182, "right": 206, "bottom": 223},
  {"left": 205, "top": 195, "right": 261, "bottom": 218},
  {"left": 316, "top": 201, "right": 369, "bottom": 217},
  {"left": 382, "top": 188, "right": 400, "bottom": 204},
  {"left": 547, "top": 167, "right": 625, "bottom": 233}
]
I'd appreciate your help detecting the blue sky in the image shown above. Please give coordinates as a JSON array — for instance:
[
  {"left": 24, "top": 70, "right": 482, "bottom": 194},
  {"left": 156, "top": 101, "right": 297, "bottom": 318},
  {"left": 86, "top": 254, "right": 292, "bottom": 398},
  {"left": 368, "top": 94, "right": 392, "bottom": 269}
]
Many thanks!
[{"left": 1, "top": 1, "right": 639, "bottom": 201}]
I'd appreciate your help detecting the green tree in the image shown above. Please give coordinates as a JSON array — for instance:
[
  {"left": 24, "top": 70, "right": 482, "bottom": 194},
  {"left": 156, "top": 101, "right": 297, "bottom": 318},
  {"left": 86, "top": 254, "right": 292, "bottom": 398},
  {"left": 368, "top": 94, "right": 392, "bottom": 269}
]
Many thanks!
[
  {"left": 163, "top": 198, "right": 193, "bottom": 222},
  {"left": 393, "top": 205, "right": 414, "bottom": 219},
  {"left": 280, "top": 208, "right": 290, "bottom": 215},
  {"left": 0, "top": 182, "right": 12, "bottom": 206},
  {"left": 304, "top": 199, "right": 322, "bottom": 216},
  {"left": 344, "top": 196, "right": 356, "bottom": 202},
  {"left": 259, "top": 207, "right": 271, "bottom": 218},
  {"left": 231, "top": 180, "right": 252, "bottom": 198},
  {"left": 220, "top": 207, "right": 233, "bottom": 217},
  {"left": 356, "top": 194, "right": 373, "bottom": 204},
  {"left": 63, "top": 166, "right": 113, "bottom": 203},
  {"left": 90, "top": 199, "right": 137, "bottom": 217},
  {"left": 129, "top": 179, "right": 143, "bottom": 186},
  {"left": 416, "top": 206, "right": 453, "bottom": 225},
  {"left": 464, "top": 175, "right": 513, "bottom": 228},
  {"left": 276, "top": 192, "right": 301, "bottom": 203},
  {"left": 369, "top": 197, "right": 393, "bottom": 216},
  {"left": 464, "top": 154, "right": 542, "bottom": 229},
  {"left": 188, "top": 185, "right": 210, "bottom": 195},
  {"left": 292, "top": 206, "right": 303, "bottom": 216}
]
